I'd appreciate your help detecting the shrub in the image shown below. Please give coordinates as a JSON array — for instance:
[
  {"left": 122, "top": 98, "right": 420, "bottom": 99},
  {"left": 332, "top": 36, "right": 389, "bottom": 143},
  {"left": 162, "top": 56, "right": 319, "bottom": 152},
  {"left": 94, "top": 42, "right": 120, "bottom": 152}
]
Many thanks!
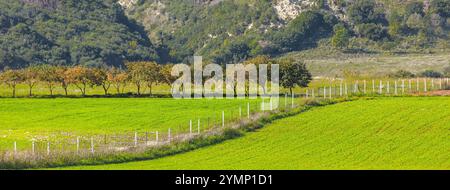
[
  {"left": 389, "top": 70, "right": 416, "bottom": 78},
  {"left": 356, "top": 23, "right": 388, "bottom": 41},
  {"left": 419, "top": 70, "right": 443, "bottom": 78}
]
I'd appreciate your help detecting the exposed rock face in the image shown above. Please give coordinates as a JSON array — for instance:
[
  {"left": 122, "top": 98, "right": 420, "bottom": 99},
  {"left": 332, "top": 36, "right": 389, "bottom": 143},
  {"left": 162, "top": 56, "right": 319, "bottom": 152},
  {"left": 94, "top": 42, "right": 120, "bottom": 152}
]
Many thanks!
[
  {"left": 21, "top": 0, "right": 59, "bottom": 9},
  {"left": 118, "top": 0, "right": 138, "bottom": 9},
  {"left": 273, "top": 0, "right": 318, "bottom": 21},
  {"left": 118, "top": 0, "right": 223, "bottom": 10}
]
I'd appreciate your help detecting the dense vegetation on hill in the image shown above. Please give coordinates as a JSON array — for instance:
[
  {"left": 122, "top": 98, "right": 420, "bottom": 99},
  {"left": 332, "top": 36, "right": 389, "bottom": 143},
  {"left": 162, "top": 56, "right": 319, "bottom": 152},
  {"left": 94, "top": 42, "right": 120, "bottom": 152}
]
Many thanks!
[
  {"left": 125, "top": 0, "right": 450, "bottom": 63},
  {"left": 0, "top": 0, "right": 159, "bottom": 69}
]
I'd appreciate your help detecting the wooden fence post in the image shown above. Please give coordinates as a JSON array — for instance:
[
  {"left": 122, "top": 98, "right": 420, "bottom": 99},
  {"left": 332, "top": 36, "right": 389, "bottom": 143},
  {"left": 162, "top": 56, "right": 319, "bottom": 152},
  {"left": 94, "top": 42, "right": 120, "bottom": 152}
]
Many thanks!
[
  {"left": 222, "top": 111, "right": 225, "bottom": 128},
  {"left": 431, "top": 79, "right": 434, "bottom": 90},
  {"left": 247, "top": 102, "right": 250, "bottom": 119},
  {"left": 379, "top": 80, "right": 383, "bottom": 94},
  {"left": 387, "top": 81, "right": 390, "bottom": 94},
  {"left": 329, "top": 86, "right": 332, "bottom": 99},
  {"left": 145, "top": 132, "right": 148, "bottom": 145},
  {"left": 134, "top": 132, "right": 138, "bottom": 147},
  {"left": 76, "top": 137, "right": 79, "bottom": 155},
  {"left": 416, "top": 78, "right": 420, "bottom": 92},
  {"left": 168, "top": 128, "right": 171, "bottom": 143},
  {"left": 408, "top": 79, "right": 412, "bottom": 92},
  {"left": 363, "top": 80, "right": 367, "bottom": 94},
  {"left": 291, "top": 93, "right": 294, "bottom": 108},
  {"left": 372, "top": 80, "right": 375, "bottom": 94},
  {"left": 394, "top": 81, "right": 398, "bottom": 95},
  {"left": 91, "top": 137, "right": 94, "bottom": 154},
  {"left": 402, "top": 80, "right": 405, "bottom": 94},
  {"left": 189, "top": 120, "right": 192, "bottom": 137},
  {"left": 13, "top": 142, "right": 17, "bottom": 156},
  {"left": 424, "top": 78, "right": 427, "bottom": 92},
  {"left": 32, "top": 140, "right": 35, "bottom": 155}
]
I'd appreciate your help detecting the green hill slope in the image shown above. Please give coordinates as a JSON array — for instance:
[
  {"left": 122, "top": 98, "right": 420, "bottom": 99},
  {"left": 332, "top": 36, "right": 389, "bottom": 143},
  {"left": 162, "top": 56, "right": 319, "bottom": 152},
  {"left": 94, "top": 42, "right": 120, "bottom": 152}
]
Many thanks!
[
  {"left": 0, "top": 0, "right": 159, "bottom": 69},
  {"left": 64, "top": 97, "right": 450, "bottom": 170}
]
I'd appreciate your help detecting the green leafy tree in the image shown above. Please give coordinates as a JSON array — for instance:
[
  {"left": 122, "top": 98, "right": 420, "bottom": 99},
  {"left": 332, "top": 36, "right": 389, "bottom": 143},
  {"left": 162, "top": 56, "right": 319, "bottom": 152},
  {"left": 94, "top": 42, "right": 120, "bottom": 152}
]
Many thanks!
[
  {"left": 144, "top": 62, "right": 162, "bottom": 95},
  {"left": 278, "top": 59, "right": 312, "bottom": 95},
  {"left": 429, "top": 0, "right": 450, "bottom": 17},
  {"left": 331, "top": 25, "right": 350, "bottom": 49},
  {"left": 405, "top": 2, "right": 425, "bottom": 16},
  {"left": 126, "top": 62, "right": 148, "bottom": 95},
  {"left": 89, "top": 68, "right": 111, "bottom": 95},
  {"left": 347, "top": 0, "right": 386, "bottom": 25}
]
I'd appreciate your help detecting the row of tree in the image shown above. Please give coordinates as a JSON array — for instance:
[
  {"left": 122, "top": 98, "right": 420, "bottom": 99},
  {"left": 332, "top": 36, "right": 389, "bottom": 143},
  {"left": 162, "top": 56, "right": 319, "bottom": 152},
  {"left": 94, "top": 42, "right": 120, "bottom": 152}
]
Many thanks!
[
  {"left": 0, "top": 62, "right": 174, "bottom": 97},
  {"left": 0, "top": 57, "right": 313, "bottom": 97}
]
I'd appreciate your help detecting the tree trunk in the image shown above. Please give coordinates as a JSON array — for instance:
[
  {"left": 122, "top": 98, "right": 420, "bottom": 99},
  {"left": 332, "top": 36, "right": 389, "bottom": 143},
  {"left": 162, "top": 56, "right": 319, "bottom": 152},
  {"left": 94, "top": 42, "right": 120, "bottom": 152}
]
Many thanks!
[
  {"left": 12, "top": 86, "right": 16, "bottom": 98},
  {"left": 103, "top": 85, "right": 108, "bottom": 95},
  {"left": 116, "top": 86, "right": 120, "bottom": 94},
  {"left": 29, "top": 86, "right": 32, "bottom": 97},
  {"left": 48, "top": 83, "right": 54, "bottom": 96},
  {"left": 136, "top": 83, "right": 141, "bottom": 95},
  {"left": 148, "top": 83, "right": 153, "bottom": 95},
  {"left": 64, "top": 87, "right": 68, "bottom": 96},
  {"left": 290, "top": 88, "right": 293, "bottom": 96},
  {"left": 82, "top": 86, "right": 86, "bottom": 96}
]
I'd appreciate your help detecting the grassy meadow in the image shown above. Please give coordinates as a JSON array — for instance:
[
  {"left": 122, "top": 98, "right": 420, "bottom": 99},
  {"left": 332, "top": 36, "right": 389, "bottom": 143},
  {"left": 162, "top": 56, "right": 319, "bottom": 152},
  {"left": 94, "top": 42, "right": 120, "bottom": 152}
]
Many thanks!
[
  {"left": 62, "top": 97, "right": 450, "bottom": 170},
  {"left": 0, "top": 98, "right": 273, "bottom": 151},
  {"left": 282, "top": 50, "right": 450, "bottom": 78}
]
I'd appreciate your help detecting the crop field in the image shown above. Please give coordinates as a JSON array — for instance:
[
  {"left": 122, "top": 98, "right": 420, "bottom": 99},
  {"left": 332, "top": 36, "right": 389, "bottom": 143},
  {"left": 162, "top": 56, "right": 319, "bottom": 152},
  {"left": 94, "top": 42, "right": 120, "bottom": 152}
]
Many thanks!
[
  {"left": 0, "top": 98, "right": 271, "bottom": 151},
  {"left": 62, "top": 97, "right": 450, "bottom": 170}
]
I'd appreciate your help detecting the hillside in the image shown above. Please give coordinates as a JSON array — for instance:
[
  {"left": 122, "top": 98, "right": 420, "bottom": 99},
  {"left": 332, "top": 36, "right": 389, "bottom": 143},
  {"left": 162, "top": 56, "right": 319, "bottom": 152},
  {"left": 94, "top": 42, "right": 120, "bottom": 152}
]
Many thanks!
[
  {"left": 64, "top": 97, "right": 450, "bottom": 170},
  {"left": 0, "top": 0, "right": 159, "bottom": 69},
  {"left": 1, "top": 0, "right": 449, "bottom": 68},
  {"left": 122, "top": 0, "right": 450, "bottom": 63}
]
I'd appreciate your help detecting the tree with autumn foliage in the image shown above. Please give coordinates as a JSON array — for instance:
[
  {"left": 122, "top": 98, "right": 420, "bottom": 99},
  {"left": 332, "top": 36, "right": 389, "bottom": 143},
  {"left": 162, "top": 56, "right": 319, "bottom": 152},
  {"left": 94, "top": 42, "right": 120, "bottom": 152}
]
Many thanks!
[
  {"left": 64, "top": 66, "right": 91, "bottom": 96},
  {"left": 89, "top": 68, "right": 111, "bottom": 95},
  {"left": 22, "top": 66, "right": 40, "bottom": 96},
  {"left": 37, "top": 65, "right": 59, "bottom": 96},
  {"left": 0, "top": 69, "right": 24, "bottom": 97},
  {"left": 55, "top": 66, "right": 70, "bottom": 96},
  {"left": 108, "top": 68, "right": 129, "bottom": 95}
]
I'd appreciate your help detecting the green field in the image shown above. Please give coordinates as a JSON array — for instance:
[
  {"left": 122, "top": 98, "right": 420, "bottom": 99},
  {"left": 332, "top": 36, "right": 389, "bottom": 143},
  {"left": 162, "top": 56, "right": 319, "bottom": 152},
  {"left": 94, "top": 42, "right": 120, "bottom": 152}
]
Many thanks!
[
  {"left": 0, "top": 98, "right": 272, "bottom": 151},
  {"left": 61, "top": 97, "right": 450, "bottom": 170}
]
